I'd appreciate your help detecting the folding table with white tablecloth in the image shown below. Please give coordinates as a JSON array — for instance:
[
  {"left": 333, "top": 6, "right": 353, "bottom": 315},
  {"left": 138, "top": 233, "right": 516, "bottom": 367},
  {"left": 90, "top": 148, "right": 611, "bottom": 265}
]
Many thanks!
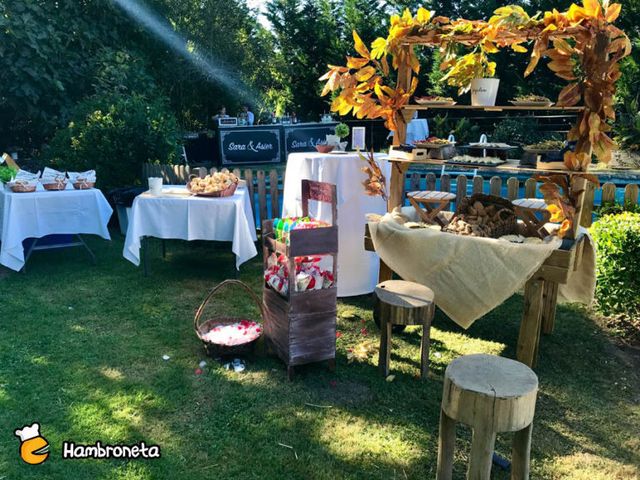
[
  {"left": 0, "top": 185, "right": 113, "bottom": 272},
  {"left": 123, "top": 185, "right": 257, "bottom": 273}
]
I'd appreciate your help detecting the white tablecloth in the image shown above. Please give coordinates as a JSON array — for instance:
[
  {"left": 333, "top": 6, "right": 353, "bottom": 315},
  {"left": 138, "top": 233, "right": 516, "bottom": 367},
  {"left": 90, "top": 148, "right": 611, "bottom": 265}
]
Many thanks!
[
  {"left": 123, "top": 185, "right": 257, "bottom": 269},
  {"left": 0, "top": 185, "right": 113, "bottom": 271},
  {"left": 283, "top": 152, "right": 390, "bottom": 296}
]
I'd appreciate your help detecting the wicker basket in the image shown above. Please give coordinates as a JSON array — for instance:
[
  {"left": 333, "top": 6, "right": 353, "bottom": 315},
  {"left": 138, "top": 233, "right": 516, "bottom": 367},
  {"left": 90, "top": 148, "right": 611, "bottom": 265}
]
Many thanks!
[
  {"left": 194, "top": 279, "right": 264, "bottom": 358},
  {"left": 10, "top": 181, "right": 36, "bottom": 193},
  {"left": 187, "top": 178, "right": 238, "bottom": 197},
  {"left": 445, "top": 193, "right": 517, "bottom": 238},
  {"left": 43, "top": 177, "right": 68, "bottom": 191},
  {"left": 73, "top": 179, "right": 95, "bottom": 190}
]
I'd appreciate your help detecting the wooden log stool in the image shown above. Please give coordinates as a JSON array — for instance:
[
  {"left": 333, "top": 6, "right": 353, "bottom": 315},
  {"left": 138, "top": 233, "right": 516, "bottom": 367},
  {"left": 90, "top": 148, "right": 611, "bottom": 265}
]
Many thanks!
[
  {"left": 512, "top": 198, "right": 551, "bottom": 238},
  {"left": 374, "top": 280, "right": 435, "bottom": 379},
  {"left": 407, "top": 190, "right": 456, "bottom": 227},
  {"left": 437, "top": 354, "right": 539, "bottom": 480}
]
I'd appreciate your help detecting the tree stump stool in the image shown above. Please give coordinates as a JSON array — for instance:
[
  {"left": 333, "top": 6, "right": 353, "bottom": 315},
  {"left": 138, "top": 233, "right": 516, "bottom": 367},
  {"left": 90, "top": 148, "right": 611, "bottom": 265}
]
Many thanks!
[
  {"left": 407, "top": 190, "right": 456, "bottom": 227},
  {"left": 374, "top": 280, "right": 435, "bottom": 379},
  {"left": 436, "top": 354, "right": 539, "bottom": 480}
]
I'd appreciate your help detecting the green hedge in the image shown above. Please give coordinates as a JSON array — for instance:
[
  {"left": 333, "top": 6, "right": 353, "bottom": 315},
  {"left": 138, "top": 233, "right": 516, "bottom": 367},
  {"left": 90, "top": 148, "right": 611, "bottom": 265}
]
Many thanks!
[
  {"left": 46, "top": 92, "right": 180, "bottom": 192},
  {"left": 591, "top": 213, "right": 640, "bottom": 328}
]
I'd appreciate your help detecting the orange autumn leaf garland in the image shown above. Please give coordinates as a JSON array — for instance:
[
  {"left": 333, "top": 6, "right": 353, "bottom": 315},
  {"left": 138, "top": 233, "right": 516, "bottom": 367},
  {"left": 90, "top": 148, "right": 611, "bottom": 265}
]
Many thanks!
[{"left": 320, "top": 1, "right": 630, "bottom": 172}]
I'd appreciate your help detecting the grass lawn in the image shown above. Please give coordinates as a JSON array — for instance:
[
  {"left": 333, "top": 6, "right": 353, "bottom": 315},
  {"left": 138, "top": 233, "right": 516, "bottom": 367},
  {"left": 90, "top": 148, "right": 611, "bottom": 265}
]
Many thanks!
[{"left": 1, "top": 234, "right": 639, "bottom": 479}]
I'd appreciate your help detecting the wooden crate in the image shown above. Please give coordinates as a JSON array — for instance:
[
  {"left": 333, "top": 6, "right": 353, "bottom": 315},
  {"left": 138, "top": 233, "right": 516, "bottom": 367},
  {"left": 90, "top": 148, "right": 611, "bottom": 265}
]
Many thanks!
[{"left": 262, "top": 180, "right": 338, "bottom": 379}]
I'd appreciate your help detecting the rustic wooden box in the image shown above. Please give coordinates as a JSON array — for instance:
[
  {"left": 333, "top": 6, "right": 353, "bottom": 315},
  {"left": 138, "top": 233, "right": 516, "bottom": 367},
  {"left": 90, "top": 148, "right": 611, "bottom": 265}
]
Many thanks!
[
  {"left": 263, "top": 286, "right": 337, "bottom": 368},
  {"left": 262, "top": 180, "right": 338, "bottom": 380}
]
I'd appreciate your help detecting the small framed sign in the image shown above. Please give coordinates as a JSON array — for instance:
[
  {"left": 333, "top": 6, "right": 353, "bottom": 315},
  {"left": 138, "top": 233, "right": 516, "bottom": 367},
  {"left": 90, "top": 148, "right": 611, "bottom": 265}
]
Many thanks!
[
  {"left": 351, "top": 126, "right": 366, "bottom": 151},
  {"left": 218, "top": 117, "right": 238, "bottom": 127}
]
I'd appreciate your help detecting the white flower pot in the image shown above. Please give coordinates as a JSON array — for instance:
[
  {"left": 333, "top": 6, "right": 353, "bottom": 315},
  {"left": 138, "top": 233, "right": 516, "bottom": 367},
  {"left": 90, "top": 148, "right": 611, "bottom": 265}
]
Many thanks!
[
  {"left": 471, "top": 78, "right": 500, "bottom": 106},
  {"left": 326, "top": 134, "right": 340, "bottom": 146}
]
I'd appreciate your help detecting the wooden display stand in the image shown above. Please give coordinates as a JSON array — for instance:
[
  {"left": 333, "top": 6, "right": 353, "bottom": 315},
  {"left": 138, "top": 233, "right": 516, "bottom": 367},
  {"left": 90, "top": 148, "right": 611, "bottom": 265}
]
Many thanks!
[{"left": 262, "top": 180, "right": 338, "bottom": 380}]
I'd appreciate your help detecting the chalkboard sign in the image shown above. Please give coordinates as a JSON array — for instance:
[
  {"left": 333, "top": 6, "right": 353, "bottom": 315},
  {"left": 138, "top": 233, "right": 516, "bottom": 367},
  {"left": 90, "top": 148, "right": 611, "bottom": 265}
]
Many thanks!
[
  {"left": 284, "top": 125, "right": 337, "bottom": 155},
  {"left": 219, "top": 128, "right": 281, "bottom": 165}
]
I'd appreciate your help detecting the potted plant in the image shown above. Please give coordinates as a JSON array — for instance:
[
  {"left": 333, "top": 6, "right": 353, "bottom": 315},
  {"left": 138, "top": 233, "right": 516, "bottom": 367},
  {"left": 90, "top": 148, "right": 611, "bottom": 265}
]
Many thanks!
[
  {"left": 442, "top": 51, "right": 499, "bottom": 107},
  {"left": 326, "top": 123, "right": 350, "bottom": 150}
]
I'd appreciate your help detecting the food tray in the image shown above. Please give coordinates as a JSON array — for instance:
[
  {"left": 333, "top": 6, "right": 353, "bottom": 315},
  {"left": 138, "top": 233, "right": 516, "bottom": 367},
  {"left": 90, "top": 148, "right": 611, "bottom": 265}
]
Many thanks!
[
  {"left": 509, "top": 100, "right": 554, "bottom": 107},
  {"left": 187, "top": 179, "right": 238, "bottom": 197},
  {"left": 446, "top": 158, "right": 506, "bottom": 167}
]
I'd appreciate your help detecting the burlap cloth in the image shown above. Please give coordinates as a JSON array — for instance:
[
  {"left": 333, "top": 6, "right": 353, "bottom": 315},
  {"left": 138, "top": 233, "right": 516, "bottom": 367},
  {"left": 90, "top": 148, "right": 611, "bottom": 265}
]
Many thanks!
[{"left": 368, "top": 210, "right": 595, "bottom": 329}]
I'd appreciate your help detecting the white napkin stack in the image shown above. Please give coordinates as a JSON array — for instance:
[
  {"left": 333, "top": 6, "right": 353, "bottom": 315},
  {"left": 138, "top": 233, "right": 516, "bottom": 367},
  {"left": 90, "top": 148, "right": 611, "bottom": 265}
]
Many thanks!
[
  {"left": 68, "top": 170, "right": 96, "bottom": 183},
  {"left": 41, "top": 167, "right": 66, "bottom": 185}
]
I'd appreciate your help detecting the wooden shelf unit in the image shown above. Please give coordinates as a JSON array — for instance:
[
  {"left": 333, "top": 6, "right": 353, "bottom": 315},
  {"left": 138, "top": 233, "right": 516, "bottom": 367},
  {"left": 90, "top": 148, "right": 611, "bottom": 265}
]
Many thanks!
[
  {"left": 262, "top": 180, "right": 338, "bottom": 380},
  {"left": 404, "top": 105, "right": 585, "bottom": 112}
]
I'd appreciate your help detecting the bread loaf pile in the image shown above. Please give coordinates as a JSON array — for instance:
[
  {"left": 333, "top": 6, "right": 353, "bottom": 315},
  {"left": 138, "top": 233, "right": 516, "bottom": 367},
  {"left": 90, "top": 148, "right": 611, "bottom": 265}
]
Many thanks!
[{"left": 444, "top": 195, "right": 516, "bottom": 238}]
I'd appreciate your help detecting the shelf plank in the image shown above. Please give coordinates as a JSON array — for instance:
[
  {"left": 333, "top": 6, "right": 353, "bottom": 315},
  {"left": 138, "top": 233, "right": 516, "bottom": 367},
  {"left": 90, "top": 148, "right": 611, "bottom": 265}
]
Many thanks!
[{"left": 403, "top": 105, "right": 585, "bottom": 112}]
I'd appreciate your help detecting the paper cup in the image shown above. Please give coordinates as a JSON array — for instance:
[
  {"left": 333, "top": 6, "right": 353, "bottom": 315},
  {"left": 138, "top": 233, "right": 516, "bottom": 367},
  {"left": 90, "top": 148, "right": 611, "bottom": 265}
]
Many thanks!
[{"left": 148, "top": 177, "right": 163, "bottom": 195}]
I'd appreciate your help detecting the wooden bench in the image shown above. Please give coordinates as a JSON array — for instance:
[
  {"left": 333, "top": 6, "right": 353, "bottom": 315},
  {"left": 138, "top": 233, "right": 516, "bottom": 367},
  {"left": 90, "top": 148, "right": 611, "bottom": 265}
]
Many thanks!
[
  {"left": 512, "top": 198, "right": 551, "bottom": 238},
  {"left": 407, "top": 190, "right": 456, "bottom": 227}
]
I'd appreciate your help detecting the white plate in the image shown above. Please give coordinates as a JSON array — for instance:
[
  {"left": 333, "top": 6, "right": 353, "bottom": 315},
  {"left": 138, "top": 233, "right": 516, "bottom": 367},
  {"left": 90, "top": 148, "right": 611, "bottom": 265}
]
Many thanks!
[
  {"left": 509, "top": 101, "right": 554, "bottom": 107},
  {"left": 415, "top": 100, "right": 457, "bottom": 106}
]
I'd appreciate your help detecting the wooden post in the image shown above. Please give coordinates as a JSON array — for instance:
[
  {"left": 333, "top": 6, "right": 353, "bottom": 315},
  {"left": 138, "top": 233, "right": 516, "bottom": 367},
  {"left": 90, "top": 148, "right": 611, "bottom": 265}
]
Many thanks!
[
  {"left": 541, "top": 281, "right": 559, "bottom": 335},
  {"left": 517, "top": 278, "right": 545, "bottom": 368},
  {"left": 568, "top": 175, "right": 587, "bottom": 240},
  {"left": 387, "top": 45, "right": 413, "bottom": 213}
]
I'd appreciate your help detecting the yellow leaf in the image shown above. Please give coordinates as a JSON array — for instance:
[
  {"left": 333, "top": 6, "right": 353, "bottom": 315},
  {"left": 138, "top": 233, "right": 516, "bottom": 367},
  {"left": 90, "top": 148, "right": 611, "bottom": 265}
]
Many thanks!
[
  {"left": 511, "top": 43, "right": 528, "bottom": 53},
  {"left": 567, "top": 4, "right": 587, "bottom": 23},
  {"left": 606, "top": 3, "right": 622, "bottom": 22},
  {"left": 553, "top": 39, "right": 574, "bottom": 55},
  {"left": 417, "top": 7, "right": 431, "bottom": 24},
  {"left": 547, "top": 204, "right": 564, "bottom": 223},
  {"left": 352, "top": 31, "right": 370, "bottom": 60},
  {"left": 346, "top": 56, "right": 369, "bottom": 69},
  {"left": 582, "top": 0, "right": 602, "bottom": 18},
  {"left": 355, "top": 66, "right": 376, "bottom": 81},
  {"left": 371, "top": 37, "right": 387, "bottom": 60},
  {"left": 402, "top": 8, "right": 412, "bottom": 22},
  {"left": 482, "top": 40, "right": 499, "bottom": 53},
  {"left": 557, "top": 219, "right": 572, "bottom": 238}
]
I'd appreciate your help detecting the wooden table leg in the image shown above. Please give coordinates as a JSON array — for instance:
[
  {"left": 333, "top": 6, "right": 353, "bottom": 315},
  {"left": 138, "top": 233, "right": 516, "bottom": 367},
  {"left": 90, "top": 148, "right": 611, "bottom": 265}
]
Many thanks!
[
  {"left": 517, "top": 278, "right": 545, "bottom": 368},
  {"left": 541, "top": 281, "right": 559, "bottom": 335},
  {"left": 378, "top": 259, "right": 393, "bottom": 283}
]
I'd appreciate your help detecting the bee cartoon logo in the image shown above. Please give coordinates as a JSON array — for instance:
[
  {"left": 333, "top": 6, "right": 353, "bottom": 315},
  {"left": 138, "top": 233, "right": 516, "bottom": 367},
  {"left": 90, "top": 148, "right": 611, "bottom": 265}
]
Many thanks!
[{"left": 15, "top": 423, "right": 50, "bottom": 465}]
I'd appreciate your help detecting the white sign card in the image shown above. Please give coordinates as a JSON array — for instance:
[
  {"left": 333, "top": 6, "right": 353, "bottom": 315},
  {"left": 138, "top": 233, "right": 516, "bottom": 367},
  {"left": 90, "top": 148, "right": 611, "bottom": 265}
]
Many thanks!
[{"left": 351, "top": 126, "right": 366, "bottom": 151}]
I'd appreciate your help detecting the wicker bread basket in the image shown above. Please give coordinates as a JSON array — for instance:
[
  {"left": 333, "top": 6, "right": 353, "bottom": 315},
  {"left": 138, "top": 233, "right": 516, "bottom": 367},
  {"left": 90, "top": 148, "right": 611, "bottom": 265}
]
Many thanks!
[
  {"left": 194, "top": 280, "right": 264, "bottom": 358},
  {"left": 445, "top": 193, "right": 517, "bottom": 238},
  {"left": 187, "top": 176, "right": 238, "bottom": 197},
  {"left": 73, "top": 179, "right": 95, "bottom": 190},
  {"left": 43, "top": 176, "right": 68, "bottom": 191},
  {"left": 10, "top": 181, "right": 37, "bottom": 193}
]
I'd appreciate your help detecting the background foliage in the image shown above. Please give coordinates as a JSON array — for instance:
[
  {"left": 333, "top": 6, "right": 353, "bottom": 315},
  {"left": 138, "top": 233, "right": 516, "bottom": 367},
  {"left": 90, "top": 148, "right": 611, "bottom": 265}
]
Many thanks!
[
  {"left": 1, "top": 0, "right": 639, "bottom": 166},
  {"left": 591, "top": 212, "right": 640, "bottom": 341}
]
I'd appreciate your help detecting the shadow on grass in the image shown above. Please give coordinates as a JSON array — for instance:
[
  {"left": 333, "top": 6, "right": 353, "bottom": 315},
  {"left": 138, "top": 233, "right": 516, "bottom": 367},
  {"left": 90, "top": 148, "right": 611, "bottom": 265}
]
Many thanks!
[{"left": 0, "top": 234, "right": 637, "bottom": 479}]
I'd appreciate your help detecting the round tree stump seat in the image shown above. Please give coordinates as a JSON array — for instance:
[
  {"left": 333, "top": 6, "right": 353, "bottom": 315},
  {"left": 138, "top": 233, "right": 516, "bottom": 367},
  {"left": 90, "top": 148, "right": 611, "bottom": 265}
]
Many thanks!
[
  {"left": 374, "top": 280, "right": 435, "bottom": 379},
  {"left": 437, "top": 354, "right": 539, "bottom": 480}
]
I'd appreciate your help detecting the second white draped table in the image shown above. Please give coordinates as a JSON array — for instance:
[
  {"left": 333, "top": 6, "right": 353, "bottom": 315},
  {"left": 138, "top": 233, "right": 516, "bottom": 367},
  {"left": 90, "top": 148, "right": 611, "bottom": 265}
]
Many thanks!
[{"left": 282, "top": 152, "right": 390, "bottom": 297}]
